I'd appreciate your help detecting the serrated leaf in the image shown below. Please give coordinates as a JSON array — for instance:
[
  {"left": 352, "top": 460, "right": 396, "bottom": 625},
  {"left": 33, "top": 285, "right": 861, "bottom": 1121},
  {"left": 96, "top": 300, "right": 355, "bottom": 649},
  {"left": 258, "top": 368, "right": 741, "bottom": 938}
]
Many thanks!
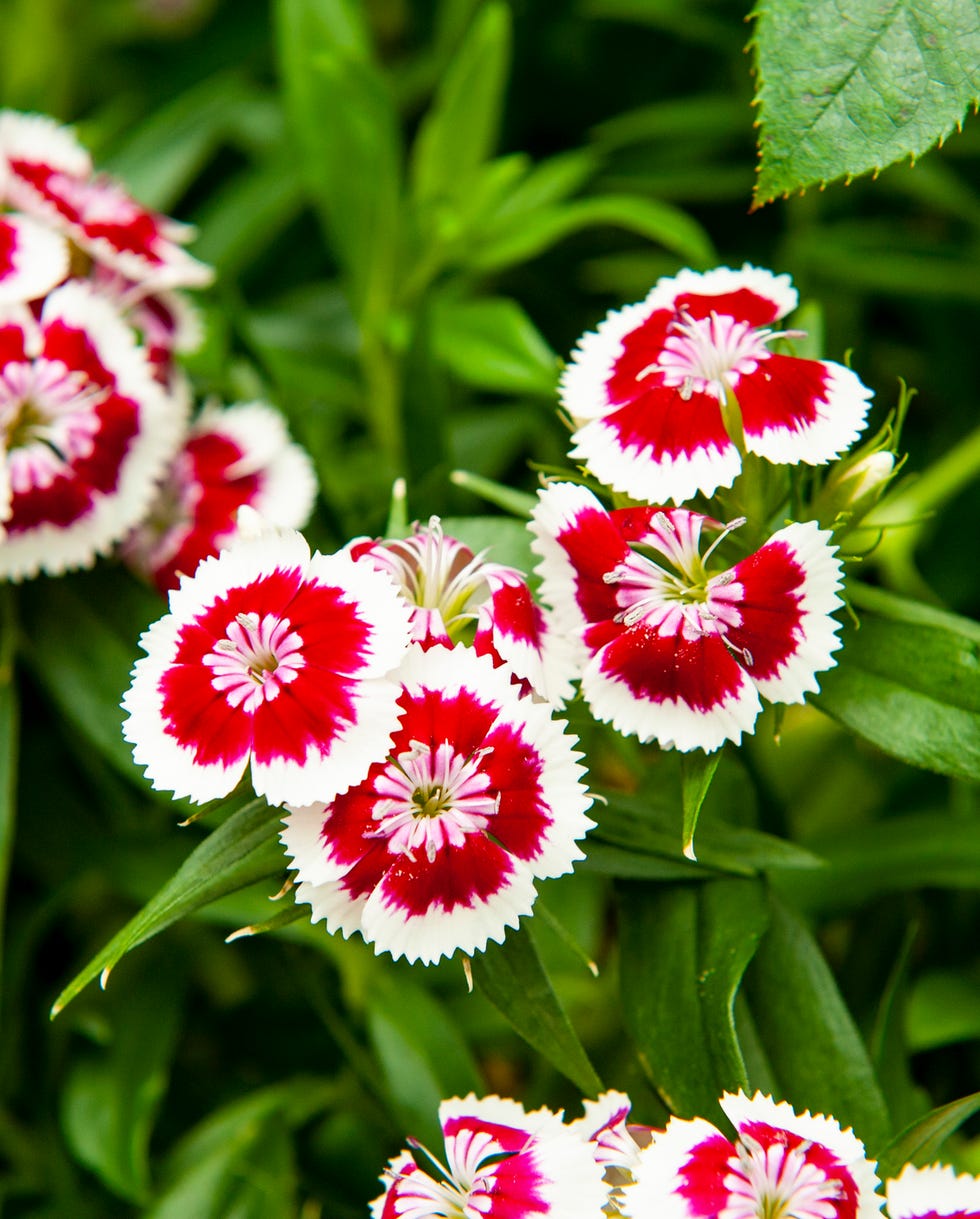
[
  {"left": 815, "top": 582, "right": 980, "bottom": 780},
  {"left": 753, "top": 0, "right": 980, "bottom": 205},
  {"left": 411, "top": 1, "right": 511, "bottom": 203},
  {"left": 618, "top": 878, "right": 769, "bottom": 1120},
  {"left": 472, "top": 923, "right": 603, "bottom": 1096},
  {"left": 52, "top": 799, "right": 284, "bottom": 1016},
  {"left": 877, "top": 1091, "right": 980, "bottom": 1176},
  {"left": 745, "top": 893, "right": 890, "bottom": 1149}
]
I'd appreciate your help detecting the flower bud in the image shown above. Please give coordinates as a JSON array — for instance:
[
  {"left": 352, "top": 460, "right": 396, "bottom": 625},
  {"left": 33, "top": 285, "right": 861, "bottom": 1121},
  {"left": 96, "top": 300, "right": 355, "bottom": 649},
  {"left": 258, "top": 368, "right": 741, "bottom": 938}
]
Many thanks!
[{"left": 815, "top": 449, "right": 896, "bottom": 528}]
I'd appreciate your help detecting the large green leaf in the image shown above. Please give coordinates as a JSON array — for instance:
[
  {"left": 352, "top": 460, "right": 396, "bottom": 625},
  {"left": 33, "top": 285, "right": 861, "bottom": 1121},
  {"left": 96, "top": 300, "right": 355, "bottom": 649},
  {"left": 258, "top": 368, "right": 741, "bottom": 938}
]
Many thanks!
[
  {"left": 815, "top": 583, "right": 980, "bottom": 780},
  {"left": 472, "top": 922, "right": 603, "bottom": 1096},
  {"left": 51, "top": 799, "right": 284, "bottom": 1016},
  {"left": 275, "top": 0, "right": 401, "bottom": 323},
  {"left": 752, "top": 0, "right": 980, "bottom": 205},
  {"left": 618, "top": 879, "right": 769, "bottom": 1120},
  {"left": 411, "top": 2, "right": 511, "bottom": 203},
  {"left": 745, "top": 893, "right": 890, "bottom": 1149},
  {"left": 431, "top": 295, "right": 559, "bottom": 395}
]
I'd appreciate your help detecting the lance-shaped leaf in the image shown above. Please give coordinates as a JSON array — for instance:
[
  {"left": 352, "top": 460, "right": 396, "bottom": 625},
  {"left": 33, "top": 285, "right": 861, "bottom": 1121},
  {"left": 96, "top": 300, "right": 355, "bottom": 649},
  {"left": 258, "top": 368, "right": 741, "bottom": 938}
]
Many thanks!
[
  {"left": 876, "top": 1090, "right": 980, "bottom": 1177},
  {"left": 752, "top": 0, "right": 980, "bottom": 206}
]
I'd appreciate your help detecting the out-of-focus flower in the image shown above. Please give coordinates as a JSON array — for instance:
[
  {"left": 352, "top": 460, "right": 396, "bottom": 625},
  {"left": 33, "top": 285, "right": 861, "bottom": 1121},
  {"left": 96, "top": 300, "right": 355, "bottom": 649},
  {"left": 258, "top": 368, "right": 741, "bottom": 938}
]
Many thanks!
[
  {"left": 351, "top": 516, "right": 577, "bottom": 704},
  {"left": 531, "top": 483, "right": 844, "bottom": 753},
  {"left": 280, "top": 643, "right": 593, "bottom": 964},
  {"left": 0, "top": 110, "right": 213, "bottom": 293},
  {"left": 122, "top": 525, "right": 413, "bottom": 806},
  {"left": 0, "top": 213, "right": 68, "bottom": 304},
  {"left": 370, "top": 1094, "right": 610, "bottom": 1219},
  {"left": 562, "top": 265, "right": 873, "bottom": 506},
  {"left": 621, "top": 1091, "right": 883, "bottom": 1218},
  {"left": 0, "top": 280, "right": 184, "bottom": 580},
  {"left": 121, "top": 401, "right": 317, "bottom": 594},
  {"left": 885, "top": 1162, "right": 980, "bottom": 1218}
]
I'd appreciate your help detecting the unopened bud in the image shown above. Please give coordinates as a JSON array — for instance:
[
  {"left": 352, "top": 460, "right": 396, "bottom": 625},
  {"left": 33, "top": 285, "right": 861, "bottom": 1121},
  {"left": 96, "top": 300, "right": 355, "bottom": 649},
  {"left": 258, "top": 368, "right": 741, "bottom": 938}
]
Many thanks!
[{"left": 815, "top": 450, "right": 896, "bottom": 528}]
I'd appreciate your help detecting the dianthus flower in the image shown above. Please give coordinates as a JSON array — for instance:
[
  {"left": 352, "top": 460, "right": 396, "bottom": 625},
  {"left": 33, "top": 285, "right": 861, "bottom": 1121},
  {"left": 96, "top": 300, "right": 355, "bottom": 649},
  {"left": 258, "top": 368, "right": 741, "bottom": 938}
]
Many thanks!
[
  {"left": 621, "top": 1091, "right": 883, "bottom": 1218},
  {"left": 350, "top": 515, "right": 577, "bottom": 704},
  {"left": 0, "top": 280, "right": 184, "bottom": 580},
  {"left": 370, "top": 1094, "right": 610, "bottom": 1219},
  {"left": 562, "top": 265, "right": 873, "bottom": 506},
  {"left": 280, "top": 643, "right": 593, "bottom": 964},
  {"left": 121, "top": 401, "right": 317, "bottom": 594},
  {"left": 886, "top": 1163, "right": 980, "bottom": 1218},
  {"left": 0, "top": 110, "right": 213, "bottom": 292},
  {"left": 122, "top": 525, "right": 413, "bottom": 806},
  {"left": 530, "top": 483, "right": 844, "bottom": 752},
  {"left": 0, "top": 212, "right": 68, "bottom": 304},
  {"left": 568, "top": 1091, "right": 653, "bottom": 1215}
]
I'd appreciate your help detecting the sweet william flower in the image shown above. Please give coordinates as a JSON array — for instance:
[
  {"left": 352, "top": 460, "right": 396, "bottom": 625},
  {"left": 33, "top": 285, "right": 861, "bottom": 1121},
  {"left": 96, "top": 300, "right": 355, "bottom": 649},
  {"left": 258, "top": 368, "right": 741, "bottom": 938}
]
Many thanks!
[
  {"left": 0, "top": 110, "right": 213, "bottom": 292},
  {"left": 121, "top": 401, "right": 317, "bottom": 594},
  {"left": 885, "top": 1163, "right": 980, "bottom": 1218},
  {"left": 562, "top": 265, "right": 873, "bottom": 506},
  {"left": 0, "top": 213, "right": 68, "bottom": 304},
  {"left": 621, "top": 1091, "right": 883, "bottom": 1219},
  {"left": 0, "top": 280, "right": 185, "bottom": 580},
  {"left": 280, "top": 643, "right": 593, "bottom": 964},
  {"left": 350, "top": 515, "right": 578, "bottom": 705},
  {"left": 122, "top": 524, "right": 413, "bottom": 807},
  {"left": 531, "top": 483, "right": 844, "bottom": 753},
  {"left": 370, "top": 1094, "right": 610, "bottom": 1219}
]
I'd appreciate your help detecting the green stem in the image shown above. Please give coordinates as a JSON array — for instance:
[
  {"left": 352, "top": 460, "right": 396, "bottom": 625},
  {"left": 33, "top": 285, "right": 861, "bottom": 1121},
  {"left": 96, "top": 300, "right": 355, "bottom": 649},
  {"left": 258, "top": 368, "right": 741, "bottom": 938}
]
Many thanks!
[{"left": 361, "top": 328, "right": 405, "bottom": 475}]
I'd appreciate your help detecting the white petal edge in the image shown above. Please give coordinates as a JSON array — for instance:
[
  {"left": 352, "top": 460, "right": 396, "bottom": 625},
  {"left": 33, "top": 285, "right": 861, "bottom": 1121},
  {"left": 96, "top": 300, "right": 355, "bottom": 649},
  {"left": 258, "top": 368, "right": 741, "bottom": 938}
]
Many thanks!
[
  {"left": 886, "top": 1162, "right": 980, "bottom": 1217},
  {"left": 620, "top": 1116, "right": 725, "bottom": 1219}
]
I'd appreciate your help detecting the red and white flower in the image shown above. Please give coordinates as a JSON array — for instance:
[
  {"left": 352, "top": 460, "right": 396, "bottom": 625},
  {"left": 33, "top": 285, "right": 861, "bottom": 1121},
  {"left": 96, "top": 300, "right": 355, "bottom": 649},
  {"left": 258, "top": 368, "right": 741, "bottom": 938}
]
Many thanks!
[
  {"left": 0, "top": 280, "right": 185, "bottom": 580},
  {"left": 885, "top": 1163, "right": 980, "bottom": 1218},
  {"left": 0, "top": 213, "right": 68, "bottom": 304},
  {"left": 563, "top": 266, "right": 873, "bottom": 505},
  {"left": 350, "top": 516, "right": 577, "bottom": 705},
  {"left": 621, "top": 1091, "right": 883, "bottom": 1218},
  {"left": 121, "top": 401, "right": 317, "bottom": 594},
  {"left": 531, "top": 482, "right": 844, "bottom": 752},
  {"left": 122, "top": 526, "right": 413, "bottom": 806},
  {"left": 0, "top": 110, "right": 213, "bottom": 293},
  {"left": 280, "top": 643, "right": 593, "bottom": 964},
  {"left": 370, "top": 1094, "right": 610, "bottom": 1219},
  {"left": 569, "top": 1091, "right": 647, "bottom": 1178}
]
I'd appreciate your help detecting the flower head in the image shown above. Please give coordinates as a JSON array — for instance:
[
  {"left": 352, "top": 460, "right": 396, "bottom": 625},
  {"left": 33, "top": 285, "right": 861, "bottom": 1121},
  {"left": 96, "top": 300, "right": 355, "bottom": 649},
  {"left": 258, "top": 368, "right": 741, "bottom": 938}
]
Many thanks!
[
  {"left": 122, "top": 525, "right": 413, "bottom": 806},
  {"left": 121, "top": 401, "right": 317, "bottom": 593},
  {"left": 621, "top": 1091, "right": 883, "bottom": 1218},
  {"left": 0, "top": 110, "right": 213, "bottom": 292},
  {"left": 370, "top": 1094, "right": 610, "bottom": 1219},
  {"left": 0, "top": 213, "right": 68, "bottom": 304},
  {"left": 0, "top": 280, "right": 185, "bottom": 580},
  {"left": 885, "top": 1163, "right": 980, "bottom": 1218},
  {"left": 280, "top": 643, "right": 593, "bottom": 964},
  {"left": 562, "top": 266, "right": 873, "bottom": 505},
  {"left": 351, "top": 516, "right": 577, "bottom": 704},
  {"left": 531, "top": 483, "right": 844, "bottom": 752}
]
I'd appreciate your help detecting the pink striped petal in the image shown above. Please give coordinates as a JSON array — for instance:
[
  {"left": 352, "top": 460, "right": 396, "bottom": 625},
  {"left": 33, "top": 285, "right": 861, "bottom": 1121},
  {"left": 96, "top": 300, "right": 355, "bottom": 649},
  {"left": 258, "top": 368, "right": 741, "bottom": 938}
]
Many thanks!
[
  {"left": 0, "top": 213, "right": 68, "bottom": 304},
  {"left": 281, "top": 644, "right": 593, "bottom": 964},
  {"left": 0, "top": 110, "right": 212, "bottom": 291},
  {"left": 0, "top": 281, "right": 186, "bottom": 580},
  {"left": 886, "top": 1163, "right": 980, "bottom": 1218},
  {"left": 122, "top": 528, "right": 413, "bottom": 806},
  {"left": 371, "top": 1095, "right": 610, "bottom": 1219},
  {"left": 561, "top": 265, "right": 871, "bottom": 504}
]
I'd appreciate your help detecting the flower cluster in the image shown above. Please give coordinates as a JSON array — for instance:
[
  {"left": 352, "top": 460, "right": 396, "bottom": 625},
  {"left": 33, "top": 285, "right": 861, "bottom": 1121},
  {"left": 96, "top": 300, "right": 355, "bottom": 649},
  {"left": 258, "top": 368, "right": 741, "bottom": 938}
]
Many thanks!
[
  {"left": 530, "top": 264, "right": 888, "bottom": 753},
  {"left": 373, "top": 1089, "right": 980, "bottom": 1219},
  {"left": 123, "top": 515, "right": 594, "bottom": 964},
  {"left": 0, "top": 109, "right": 315, "bottom": 586}
]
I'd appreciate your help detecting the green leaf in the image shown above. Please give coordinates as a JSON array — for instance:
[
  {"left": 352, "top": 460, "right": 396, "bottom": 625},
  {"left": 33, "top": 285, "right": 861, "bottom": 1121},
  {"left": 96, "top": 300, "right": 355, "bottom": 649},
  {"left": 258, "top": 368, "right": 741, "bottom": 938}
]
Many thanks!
[
  {"left": 906, "top": 970, "right": 980, "bottom": 1051},
  {"left": 877, "top": 1090, "right": 980, "bottom": 1177},
  {"left": 815, "top": 583, "right": 980, "bottom": 780},
  {"left": 411, "top": 2, "right": 511, "bottom": 203},
  {"left": 472, "top": 923, "right": 603, "bottom": 1096},
  {"left": 431, "top": 295, "right": 559, "bottom": 395},
  {"left": 745, "top": 893, "right": 890, "bottom": 1148},
  {"left": 752, "top": 0, "right": 980, "bottom": 205},
  {"left": 680, "top": 749, "right": 722, "bottom": 861},
  {"left": 276, "top": 0, "right": 401, "bottom": 322},
  {"left": 60, "top": 944, "right": 185, "bottom": 1202},
  {"left": 618, "top": 879, "right": 768, "bottom": 1119},
  {"left": 51, "top": 799, "right": 284, "bottom": 1016},
  {"left": 0, "top": 588, "right": 17, "bottom": 1021},
  {"left": 470, "top": 194, "right": 716, "bottom": 272}
]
